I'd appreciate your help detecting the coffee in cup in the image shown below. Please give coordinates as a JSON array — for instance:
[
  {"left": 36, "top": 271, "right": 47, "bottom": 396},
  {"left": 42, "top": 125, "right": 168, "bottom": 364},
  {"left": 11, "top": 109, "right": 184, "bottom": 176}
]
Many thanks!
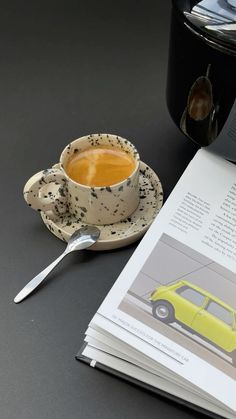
[
  {"left": 66, "top": 146, "right": 136, "bottom": 187},
  {"left": 24, "top": 134, "right": 140, "bottom": 225}
]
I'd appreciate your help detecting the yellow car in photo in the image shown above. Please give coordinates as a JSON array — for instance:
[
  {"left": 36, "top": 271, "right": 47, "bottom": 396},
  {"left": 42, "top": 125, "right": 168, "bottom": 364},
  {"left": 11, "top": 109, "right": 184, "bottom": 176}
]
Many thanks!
[{"left": 149, "top": 280, "right": 236, "bottom": 366}]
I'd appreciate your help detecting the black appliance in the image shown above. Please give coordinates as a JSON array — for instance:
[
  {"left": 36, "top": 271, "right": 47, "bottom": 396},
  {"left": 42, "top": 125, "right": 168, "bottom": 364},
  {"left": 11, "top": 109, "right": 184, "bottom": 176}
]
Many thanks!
[{"left": 167, "top": 0, "right": 236, "bottom": 160}]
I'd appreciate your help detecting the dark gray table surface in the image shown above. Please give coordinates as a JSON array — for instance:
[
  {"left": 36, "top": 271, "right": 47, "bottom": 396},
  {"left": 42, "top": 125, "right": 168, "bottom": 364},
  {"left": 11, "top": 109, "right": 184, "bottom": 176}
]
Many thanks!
[{"left": 0, "top": 1, "right": 202, "bottom": 418}]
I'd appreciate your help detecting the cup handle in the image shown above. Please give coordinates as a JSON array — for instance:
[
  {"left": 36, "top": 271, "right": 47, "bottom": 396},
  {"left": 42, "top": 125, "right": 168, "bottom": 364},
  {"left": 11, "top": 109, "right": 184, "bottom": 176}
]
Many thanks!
[{"left": 23, "top": 167, "right": 68, "bottom": 216}]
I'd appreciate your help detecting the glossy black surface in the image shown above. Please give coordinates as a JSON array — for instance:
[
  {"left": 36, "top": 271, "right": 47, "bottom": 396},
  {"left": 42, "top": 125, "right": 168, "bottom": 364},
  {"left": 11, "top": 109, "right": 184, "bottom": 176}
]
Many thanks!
[
  {"left": 167, "top": 3, "right": 236, "bottom": 147},
  {"left": 0, "top": 2, "right": 201, "bottom": 419},
  {"left": 173, "top": 0, "right": 236, "bottom": 49}
]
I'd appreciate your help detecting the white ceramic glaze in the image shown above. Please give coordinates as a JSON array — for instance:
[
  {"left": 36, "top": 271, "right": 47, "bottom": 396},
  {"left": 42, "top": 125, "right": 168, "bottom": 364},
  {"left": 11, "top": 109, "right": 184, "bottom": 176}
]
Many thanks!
[
  {"left": 40, "top": 161, "right": 163, "bottom": 251},
  {"left": 24, "top": 134, "right": 140, "bottom": 225}
]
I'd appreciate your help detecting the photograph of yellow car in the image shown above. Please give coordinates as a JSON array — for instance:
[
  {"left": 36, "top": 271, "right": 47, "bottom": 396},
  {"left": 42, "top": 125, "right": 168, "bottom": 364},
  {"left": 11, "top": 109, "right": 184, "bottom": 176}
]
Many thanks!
[
  {"left": 149, "top": 280, "right": 236, "bottom": 366},
  {"left": 119, "top": 233, "right": 236, "bottom": 379}
]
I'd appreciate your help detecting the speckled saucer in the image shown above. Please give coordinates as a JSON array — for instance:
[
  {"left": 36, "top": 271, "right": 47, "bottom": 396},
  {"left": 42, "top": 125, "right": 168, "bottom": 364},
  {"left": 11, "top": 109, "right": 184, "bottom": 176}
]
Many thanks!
[{"left": 40, "top": 161, "right": 163, "bottom": 251}]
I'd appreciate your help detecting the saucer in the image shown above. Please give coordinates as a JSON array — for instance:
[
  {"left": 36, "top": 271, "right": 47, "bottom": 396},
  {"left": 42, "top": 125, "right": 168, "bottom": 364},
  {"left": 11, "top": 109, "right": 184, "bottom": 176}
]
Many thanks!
[{"left": 40, "top": 161, "right": 163, "bottom": 251}]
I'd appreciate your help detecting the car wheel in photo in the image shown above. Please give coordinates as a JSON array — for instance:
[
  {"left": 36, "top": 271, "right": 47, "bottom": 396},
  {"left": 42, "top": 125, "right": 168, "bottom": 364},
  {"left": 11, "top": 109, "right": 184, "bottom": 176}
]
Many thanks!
[{"left": 152, "top": 300, "right": 175, "bottom": 324}]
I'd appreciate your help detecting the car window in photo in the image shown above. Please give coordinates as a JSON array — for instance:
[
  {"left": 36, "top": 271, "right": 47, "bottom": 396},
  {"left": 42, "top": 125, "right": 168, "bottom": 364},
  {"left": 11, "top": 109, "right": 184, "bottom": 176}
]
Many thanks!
[
  {"left": 176, "top": 285, "right": 205, "bottom": 306},
  {"left": 206, "top": 301, "right": 232, "bottom": 326}
]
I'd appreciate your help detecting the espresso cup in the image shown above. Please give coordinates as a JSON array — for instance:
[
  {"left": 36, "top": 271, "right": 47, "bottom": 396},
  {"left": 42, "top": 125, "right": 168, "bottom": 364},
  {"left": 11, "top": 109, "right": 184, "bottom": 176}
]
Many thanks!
[{"left": 24, "top": 134, "right": 140, "bottom": 225}]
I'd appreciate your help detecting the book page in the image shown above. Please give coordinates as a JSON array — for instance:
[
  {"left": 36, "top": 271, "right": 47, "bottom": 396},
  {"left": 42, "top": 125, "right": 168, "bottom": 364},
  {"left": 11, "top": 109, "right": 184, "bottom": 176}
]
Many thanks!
[{"left": 93, "top": 149, "right": 236, "bottom": 412}]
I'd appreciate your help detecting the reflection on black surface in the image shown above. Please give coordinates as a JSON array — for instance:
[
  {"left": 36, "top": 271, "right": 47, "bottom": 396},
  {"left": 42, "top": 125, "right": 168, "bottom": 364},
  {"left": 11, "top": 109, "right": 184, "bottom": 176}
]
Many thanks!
[
  {"left": 192, "top": 0, "right": 236, "bottom": 24},
  {"left": 187, "top": 76, "right": 212, "bottom": 121},
  {"left": 167, "top": 4, "right": 236, "bottom": 151},
  {"left": 181, "top": 65, "right": 218, "bottom": 146},
  {"left": 190, "top": 0, "right": 236, "bottom": 46}
]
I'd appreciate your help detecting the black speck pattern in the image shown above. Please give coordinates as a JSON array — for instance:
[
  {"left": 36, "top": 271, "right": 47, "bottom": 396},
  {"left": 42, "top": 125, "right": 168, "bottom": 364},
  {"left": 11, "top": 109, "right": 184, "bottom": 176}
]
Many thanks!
[
  {"left": 40, "top": 160, "right": 163, "bottom": 250},
  {"left": 91, "top": 191, "right": 98, "bottom": 199},
  {"left": 24, "top": 168, "right": 67, "bottom": 215}
]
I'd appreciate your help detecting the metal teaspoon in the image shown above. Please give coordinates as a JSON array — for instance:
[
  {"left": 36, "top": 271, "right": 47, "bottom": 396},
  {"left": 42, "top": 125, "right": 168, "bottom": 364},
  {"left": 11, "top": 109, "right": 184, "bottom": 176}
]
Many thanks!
[{"left": 14, "top": 226, "right": 100, "bottom": 304}]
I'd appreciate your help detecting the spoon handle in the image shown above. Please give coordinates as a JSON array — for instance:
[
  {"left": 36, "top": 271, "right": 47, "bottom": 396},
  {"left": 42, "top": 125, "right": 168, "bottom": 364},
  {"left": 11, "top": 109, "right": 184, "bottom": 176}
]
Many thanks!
[{"left": 14, "top": 251, "right": 67, "bottom": 303}]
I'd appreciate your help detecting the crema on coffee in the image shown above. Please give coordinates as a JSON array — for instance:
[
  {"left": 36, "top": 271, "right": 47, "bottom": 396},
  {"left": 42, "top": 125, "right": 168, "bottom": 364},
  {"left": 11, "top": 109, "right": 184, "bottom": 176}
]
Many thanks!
[{"left": 66, "top": 146, "right": 136, "bottom": 187}]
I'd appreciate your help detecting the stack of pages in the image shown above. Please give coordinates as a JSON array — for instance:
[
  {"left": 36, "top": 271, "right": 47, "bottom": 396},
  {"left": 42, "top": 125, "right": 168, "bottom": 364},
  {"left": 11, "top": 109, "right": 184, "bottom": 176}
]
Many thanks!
[{"left": 77, "top": 149, "right": 236, "bottom": 419}]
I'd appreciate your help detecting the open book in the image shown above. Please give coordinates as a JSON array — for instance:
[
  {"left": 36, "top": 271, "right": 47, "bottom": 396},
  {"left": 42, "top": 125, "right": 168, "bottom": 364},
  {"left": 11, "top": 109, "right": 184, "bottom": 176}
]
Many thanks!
[{"left": 77, "top": 149, "right": 236, "bottom": 419}]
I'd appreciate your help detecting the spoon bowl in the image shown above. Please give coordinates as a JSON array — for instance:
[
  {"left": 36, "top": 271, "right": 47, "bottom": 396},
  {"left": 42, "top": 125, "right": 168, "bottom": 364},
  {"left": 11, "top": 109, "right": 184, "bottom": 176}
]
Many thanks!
[{"left": 67, "top": 226, "right": 101, "bottom": 252}]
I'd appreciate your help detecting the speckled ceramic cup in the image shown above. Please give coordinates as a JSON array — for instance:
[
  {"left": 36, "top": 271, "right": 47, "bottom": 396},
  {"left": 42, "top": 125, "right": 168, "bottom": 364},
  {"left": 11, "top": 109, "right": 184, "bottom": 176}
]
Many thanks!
[{"left": 23, "top": 134, "right": 140, "bottom": 225}]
